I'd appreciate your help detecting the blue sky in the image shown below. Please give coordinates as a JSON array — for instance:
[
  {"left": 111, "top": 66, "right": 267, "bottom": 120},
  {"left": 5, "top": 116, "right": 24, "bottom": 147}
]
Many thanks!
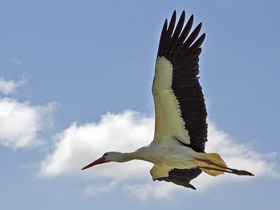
[{"left": 1, "top": 0, "right": 279, "bottom": 209}]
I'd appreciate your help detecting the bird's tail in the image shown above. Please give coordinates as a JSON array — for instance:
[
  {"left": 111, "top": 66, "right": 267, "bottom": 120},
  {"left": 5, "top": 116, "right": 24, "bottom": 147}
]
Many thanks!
[{"left": 195, "top": 153, "right": 254, "bottom": 177}]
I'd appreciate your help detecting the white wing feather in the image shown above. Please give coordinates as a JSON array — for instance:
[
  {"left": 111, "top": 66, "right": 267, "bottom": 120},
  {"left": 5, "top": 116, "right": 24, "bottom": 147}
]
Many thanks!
[{"left": 152, "top": 56, "right": 190, "bottom": 145}]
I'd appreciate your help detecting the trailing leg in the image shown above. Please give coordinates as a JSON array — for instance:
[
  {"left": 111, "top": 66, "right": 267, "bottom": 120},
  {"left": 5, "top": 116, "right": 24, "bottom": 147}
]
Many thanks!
[{"left": 195, "top": 153, "right": 254, "bottom": 176}]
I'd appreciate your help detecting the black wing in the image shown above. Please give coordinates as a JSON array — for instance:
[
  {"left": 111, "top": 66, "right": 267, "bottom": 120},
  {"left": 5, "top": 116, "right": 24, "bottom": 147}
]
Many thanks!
[
  {"left": 157, "top": 10, "right": 207, "bottom": 152},
  {"left": 156, "top": 168, "right": 202, "bottom": 190}
]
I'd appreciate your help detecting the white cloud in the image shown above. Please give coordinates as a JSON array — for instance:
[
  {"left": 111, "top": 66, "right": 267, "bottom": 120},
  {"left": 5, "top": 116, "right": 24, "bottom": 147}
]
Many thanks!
[
  {"left": 40, "top": 111, "right": 154, "bottom": 178},
  {"left": 0, "top": 78, "right": 27, "bottom": 95},
  {"left": 39, "top": 110, "right": 278, "bottom": 199},
  {"left": 0, "top": 98, "right": 57, "bottom": 149}
]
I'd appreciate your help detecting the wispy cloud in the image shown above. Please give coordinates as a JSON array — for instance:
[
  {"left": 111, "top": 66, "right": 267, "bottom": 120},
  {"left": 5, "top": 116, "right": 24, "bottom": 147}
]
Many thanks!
[
  {"left": 0, "top": 98, "right": 57, "bottom": 149},
  {"left": 0, "top": 78, "right": 27, "bottom": 95},
  {"left": 84, "top": 181, "right": 118, "bottom": 197},
  {"left": 39, "top": 110, "right": 278, "bottom": 199},
  {"left": 124, "top": 182, "right": 178, "bottom": 201},
  {"left": 11, "top": 57, "right": 22, "bottom": 66}
]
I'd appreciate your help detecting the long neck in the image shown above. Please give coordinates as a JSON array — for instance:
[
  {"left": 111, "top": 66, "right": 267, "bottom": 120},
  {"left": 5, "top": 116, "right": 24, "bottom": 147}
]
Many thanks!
[{"left": 117, "top": 147, "right": 151, "bottom": 163}]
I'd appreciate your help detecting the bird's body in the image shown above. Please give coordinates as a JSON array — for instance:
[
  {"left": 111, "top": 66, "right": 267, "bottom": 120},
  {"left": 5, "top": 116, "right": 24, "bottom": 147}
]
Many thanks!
[
  {"left": 123, "top": 141, "right": 198, "bottom": 168},
  {"left": 82, "top": 10, "right": 254, "bottom": 190}
]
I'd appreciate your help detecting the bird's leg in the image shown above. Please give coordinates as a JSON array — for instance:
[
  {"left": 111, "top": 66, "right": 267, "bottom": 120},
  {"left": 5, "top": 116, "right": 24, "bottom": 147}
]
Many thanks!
[
  {"left": 198, "top": 166, "right": 233, "bottom": 174},
  {"left": 196, "top": 158, "right": 228, "bottom": 169},
  {"left": 195, "top": 158, "right": 254, "bottom": 176}
]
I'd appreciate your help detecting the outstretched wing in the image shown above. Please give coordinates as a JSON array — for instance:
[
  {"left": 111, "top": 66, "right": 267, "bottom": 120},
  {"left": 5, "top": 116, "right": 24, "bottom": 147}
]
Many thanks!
[{"left": 152, "top": 10, "right": 207, "bottom": 152}]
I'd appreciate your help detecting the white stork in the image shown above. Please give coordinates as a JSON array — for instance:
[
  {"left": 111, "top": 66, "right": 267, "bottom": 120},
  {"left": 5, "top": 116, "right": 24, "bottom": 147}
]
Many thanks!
[{"left": 82, "top": 11, "right": 254, "bottom": 190}]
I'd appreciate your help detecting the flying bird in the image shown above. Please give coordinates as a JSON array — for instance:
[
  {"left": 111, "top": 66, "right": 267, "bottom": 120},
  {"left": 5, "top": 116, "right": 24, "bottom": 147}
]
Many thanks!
[{"left": 82, "top": 10, "right": 254, "bottom": 190}]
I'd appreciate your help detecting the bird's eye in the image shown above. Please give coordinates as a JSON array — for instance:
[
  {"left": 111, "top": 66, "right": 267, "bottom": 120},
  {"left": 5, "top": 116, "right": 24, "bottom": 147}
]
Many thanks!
[{"left": 103, "top": 153, "right": 108, "bottom": 157}]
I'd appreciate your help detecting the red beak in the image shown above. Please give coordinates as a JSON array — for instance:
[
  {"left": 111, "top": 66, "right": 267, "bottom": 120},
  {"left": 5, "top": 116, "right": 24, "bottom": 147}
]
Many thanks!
[{"left": 81, "top": 157, "right": 107, "bottom": 170}]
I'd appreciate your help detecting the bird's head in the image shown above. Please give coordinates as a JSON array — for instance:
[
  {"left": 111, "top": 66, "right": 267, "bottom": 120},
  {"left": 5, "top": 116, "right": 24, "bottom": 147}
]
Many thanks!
[{"left": 81, "top": 152, "right": 123, "bottom": 170}]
